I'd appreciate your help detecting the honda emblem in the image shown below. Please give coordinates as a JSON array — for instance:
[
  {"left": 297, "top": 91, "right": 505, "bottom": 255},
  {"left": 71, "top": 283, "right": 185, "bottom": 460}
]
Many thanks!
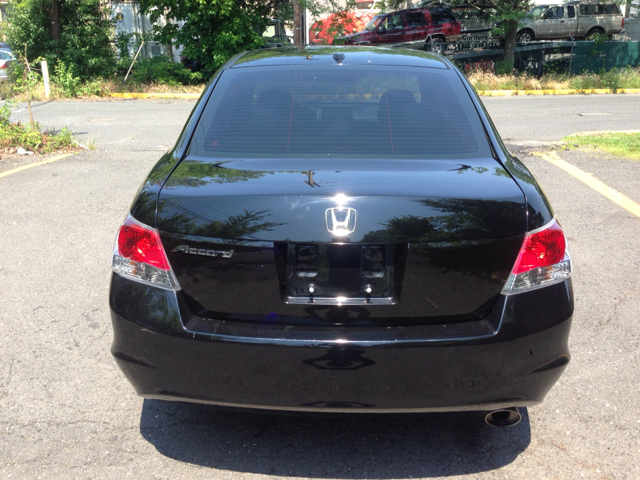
[{"left": 325, "top": 208, "right": 357, "bottom": 236}]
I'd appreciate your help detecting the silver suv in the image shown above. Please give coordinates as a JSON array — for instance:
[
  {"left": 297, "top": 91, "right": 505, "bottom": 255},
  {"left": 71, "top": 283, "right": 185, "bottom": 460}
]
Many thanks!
[{"left": 517, "top": 1, "right": 624, "bottom": 44}]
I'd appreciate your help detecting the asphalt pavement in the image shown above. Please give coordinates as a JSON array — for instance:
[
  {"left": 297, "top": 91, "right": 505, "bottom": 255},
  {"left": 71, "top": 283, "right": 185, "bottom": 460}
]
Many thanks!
[
  {"left": 0, "top": 95, "right": 639, "bottom": 479},
  {"left": 7, "top": 93, "right": 640, "bottom": 149}
]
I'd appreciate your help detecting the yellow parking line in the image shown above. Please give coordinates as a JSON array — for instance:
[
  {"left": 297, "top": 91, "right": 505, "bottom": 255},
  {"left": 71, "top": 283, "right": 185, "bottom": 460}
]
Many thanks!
[
  {"left": 0, "top": 153, "right": 73, "bottom": 179},
  {"left": 477, "top": 88, "right": 618, "bottom": 96},
  {"left": 535, "top": 151, "right": 640, "bottom": 218},
  {"left": 108, "top": 92, "right": 201, "bottom": 99},
  {"left": 104, "top": 89, "right": 639, "bottom": 99}
]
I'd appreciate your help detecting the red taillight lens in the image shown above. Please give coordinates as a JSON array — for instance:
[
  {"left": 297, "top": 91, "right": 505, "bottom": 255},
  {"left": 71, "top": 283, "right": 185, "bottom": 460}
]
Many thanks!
[
  {"left": 512, "top": 222, "right": 566, "bottom": 274},
  {"left": 112, "top": 215, "right": 179, "bottom": 290},
  {"left": 502, "top": 219, "right": 572, "bottom": 295},
  {"left": 0, "top": 64, "right": 6, "bottom": 70},
  {"left": 117, "top": 218, "right": 170, "bottom": 271}
]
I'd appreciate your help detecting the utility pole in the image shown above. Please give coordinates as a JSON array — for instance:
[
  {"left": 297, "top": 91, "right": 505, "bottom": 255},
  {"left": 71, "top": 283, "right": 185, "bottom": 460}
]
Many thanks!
[{"left": 293, "top": 0, "right": 302, "bottom": 47}]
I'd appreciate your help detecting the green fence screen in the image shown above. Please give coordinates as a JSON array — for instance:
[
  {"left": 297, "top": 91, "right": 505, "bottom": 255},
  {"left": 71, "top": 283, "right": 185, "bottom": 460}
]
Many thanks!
[{"left": 570, "top": 41, "right": 640, "bottom": 74}]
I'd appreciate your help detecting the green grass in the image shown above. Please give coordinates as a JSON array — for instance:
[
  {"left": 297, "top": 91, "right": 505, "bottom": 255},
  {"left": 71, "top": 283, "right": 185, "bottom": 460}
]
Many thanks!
[{"left": 562, "top": 132, "right": 640, "bottom": 160}]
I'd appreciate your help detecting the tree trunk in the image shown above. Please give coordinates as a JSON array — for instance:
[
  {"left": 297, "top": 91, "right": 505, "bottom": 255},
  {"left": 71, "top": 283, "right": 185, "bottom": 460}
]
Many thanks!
[
  {"left": 625, "top": 0, "right": 632, "bottom": 18},
  {"left": 503, "top": 19, "right": 518, "bottom": 67},
  {"left": 49, "top": 0, "right": 61, "bottom": 41},
  {"left": 293, "top": 0, "right": 302, "bottom": 47}
]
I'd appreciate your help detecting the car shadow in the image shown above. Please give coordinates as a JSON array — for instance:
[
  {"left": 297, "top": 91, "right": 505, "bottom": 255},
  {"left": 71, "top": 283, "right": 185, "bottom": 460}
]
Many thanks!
[{"left": 140, "top": 399, "right": 531, "bottom": 477}]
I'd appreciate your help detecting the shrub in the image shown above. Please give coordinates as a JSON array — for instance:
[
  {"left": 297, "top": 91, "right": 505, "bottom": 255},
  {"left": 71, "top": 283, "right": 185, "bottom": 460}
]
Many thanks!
[
  {"left": 495, "top": 59, "right": 514, "bottom": 75},
  {"left": 53, "top": 61, "right": 82, "bottom": 97},
  {"left": 121, "top": 56, "right": 203, "bottom": 86}
]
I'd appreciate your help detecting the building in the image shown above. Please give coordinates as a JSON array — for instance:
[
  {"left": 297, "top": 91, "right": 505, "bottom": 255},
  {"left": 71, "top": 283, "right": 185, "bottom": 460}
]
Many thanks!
[{"left": 109, "top": 1, "right": 181, "bottom": 62}]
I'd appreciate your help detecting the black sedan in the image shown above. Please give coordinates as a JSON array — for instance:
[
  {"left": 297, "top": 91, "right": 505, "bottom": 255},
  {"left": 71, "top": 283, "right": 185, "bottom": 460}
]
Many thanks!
[{"left": 110, "top": 47, "right": 573, "bottom": 427}]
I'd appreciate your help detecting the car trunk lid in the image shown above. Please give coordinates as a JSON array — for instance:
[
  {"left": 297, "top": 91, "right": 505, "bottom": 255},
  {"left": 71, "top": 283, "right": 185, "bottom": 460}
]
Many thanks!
[{"left": 157, "top": 157, "right": 526, "bottom": 326}]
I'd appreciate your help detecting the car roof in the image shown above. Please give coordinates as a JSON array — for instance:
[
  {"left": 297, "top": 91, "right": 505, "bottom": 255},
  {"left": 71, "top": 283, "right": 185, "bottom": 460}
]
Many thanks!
[
  {"left": 230, "top": 46, "right": 450, "bottom": 69},
  {"left": 373, "top": 6, "right": 454, "bottom": 16}
]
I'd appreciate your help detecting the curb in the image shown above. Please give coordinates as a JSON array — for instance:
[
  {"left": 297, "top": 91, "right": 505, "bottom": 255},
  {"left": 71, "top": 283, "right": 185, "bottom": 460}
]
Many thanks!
[
  {"left": 106, "top": 89, "right": 640, "bottom": 99},
  {"left": 478, "top": 88, "right": 640, "bottom": 96},
  {"left": 108, "top": 92, "right": 201, "bottom": 99},
  {"left": 567, "top": 130, "right": 640, "bottom": 136}
]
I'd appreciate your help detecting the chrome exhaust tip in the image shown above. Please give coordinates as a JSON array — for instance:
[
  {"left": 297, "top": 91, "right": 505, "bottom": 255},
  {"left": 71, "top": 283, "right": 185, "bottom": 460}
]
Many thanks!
[{"left": 485, "top": 407, "right": 522, "bottom": 427}]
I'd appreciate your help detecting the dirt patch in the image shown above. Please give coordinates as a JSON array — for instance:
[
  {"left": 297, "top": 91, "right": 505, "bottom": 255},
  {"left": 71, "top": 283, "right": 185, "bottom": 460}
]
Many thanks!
[
  {"left": 505, "top": 142, "right": 637, "bottom": 162},
  {"left": 504, "top": 143, "right": 560, "bottom": 159}
]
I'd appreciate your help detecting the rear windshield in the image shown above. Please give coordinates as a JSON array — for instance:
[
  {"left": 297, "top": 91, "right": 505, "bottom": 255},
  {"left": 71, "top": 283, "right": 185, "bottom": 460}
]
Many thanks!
[
  {"left": 189, "top": 65, "right": 492, "bottom": 159},
  {"left": 429, "top": 8, "right": 457, "bottom": 24},
  {"left": 357, "top": 1, "right": 375, "bottom": 9},
  {"left": 580, "top": 3, "right": 619, "bottom": 15}
]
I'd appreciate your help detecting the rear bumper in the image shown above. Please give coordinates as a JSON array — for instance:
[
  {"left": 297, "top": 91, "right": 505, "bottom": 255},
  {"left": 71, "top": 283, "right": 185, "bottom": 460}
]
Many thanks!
[{"left": 110, "top": 274, "right": 573, "bottom": 413}]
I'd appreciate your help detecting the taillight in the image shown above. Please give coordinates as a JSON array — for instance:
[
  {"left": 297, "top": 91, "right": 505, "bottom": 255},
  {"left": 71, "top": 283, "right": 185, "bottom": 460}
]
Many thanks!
[
  {"left": 111, "top": 214, "right": 180, "bottom": 290},
  {"left": 501, "top": 219, "right": 572, "bottom": 295},
  {"left": 0, "top": 64, "right": 6, "bottom": 70}
]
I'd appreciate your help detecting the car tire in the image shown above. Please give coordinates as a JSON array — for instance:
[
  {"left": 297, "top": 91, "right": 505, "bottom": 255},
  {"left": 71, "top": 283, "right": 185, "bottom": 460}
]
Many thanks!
[
  {"left": 516, "top": 30, "right": 534, "bottom": 45},
  {"left": 424, "top": 37, "right": 445, "bottom": 54},
  {"left": 586, "top": 27, "right": 605, "bottom": 40}
]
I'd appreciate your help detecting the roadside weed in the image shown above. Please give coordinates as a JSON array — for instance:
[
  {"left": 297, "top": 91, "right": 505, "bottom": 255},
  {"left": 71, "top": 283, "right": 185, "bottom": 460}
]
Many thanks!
[
  {"left": 467, "top": 66, "right": 640, "bottom": 91},
  {"left": 0, "top": 102, "right": 77, "bottom": 154}
]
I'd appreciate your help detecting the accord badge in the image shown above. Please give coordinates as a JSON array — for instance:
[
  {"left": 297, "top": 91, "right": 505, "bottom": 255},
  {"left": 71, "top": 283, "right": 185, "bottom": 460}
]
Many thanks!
[{"left": 172, "top": 245, "right": 234, "bottom": 258}]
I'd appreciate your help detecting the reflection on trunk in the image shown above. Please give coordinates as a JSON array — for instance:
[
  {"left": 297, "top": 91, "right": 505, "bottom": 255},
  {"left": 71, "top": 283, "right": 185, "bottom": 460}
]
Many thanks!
[
  {"left": 362, "top": 198, "right": 524, "bottom": 243},
  {"left": 159, "top": 206, "right": 287, "bottom": 243},
  {"left": 164, "top": 161, "right": 272, "bottom": 188}
]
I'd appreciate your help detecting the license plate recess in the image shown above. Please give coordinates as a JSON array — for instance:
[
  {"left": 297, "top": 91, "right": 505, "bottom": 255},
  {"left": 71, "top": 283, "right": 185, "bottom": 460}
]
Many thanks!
[{"left": 276, "top": 243, "right": 406, "bottom": 305}]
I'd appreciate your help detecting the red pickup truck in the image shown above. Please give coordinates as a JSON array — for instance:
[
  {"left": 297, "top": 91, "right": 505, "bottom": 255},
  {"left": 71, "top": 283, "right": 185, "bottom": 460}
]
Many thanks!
[{"left": 341, "top": 7, "right": 461, "bottom": 51}]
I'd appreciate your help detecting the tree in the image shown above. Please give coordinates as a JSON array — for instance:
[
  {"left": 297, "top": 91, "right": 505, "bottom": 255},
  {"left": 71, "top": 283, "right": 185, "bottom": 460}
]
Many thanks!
[
  {"left": 481, "top": 0, "right": 532, "bottom": 68},
  {"left": 624, "top": 0, "right": 632, "bottom": 18},
  {"left": 139, "top": 0, "right": 290, "bottom": 76},
  {"left": 48, "top": 0, "right": 61, "bottom": 40},
  {"left": 4, "top": 0, "right": 116, "bottom": 80}
]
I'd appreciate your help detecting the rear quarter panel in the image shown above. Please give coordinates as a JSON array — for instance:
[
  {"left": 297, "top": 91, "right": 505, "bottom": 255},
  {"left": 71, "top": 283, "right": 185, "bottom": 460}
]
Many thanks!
[{"left": 577, "top": 13, "right": 623, "bottom": 37}]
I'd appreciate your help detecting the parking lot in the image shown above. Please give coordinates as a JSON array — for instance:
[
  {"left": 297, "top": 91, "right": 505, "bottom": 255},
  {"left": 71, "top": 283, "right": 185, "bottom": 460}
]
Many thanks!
[{"left": 1, "top": 95, "right": 639, "bottom": 479}]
